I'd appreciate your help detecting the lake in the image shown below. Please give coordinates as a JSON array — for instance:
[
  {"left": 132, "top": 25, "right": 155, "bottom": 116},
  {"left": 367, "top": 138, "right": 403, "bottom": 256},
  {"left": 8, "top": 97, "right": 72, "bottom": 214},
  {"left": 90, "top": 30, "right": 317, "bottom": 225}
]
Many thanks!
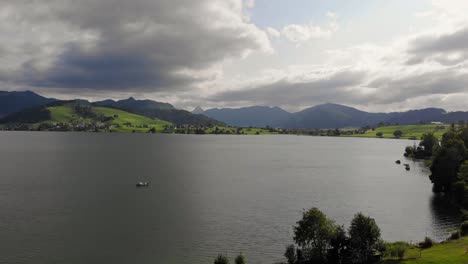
[{"left": 0, "top": 132, "right": 460, "bottom": 264}]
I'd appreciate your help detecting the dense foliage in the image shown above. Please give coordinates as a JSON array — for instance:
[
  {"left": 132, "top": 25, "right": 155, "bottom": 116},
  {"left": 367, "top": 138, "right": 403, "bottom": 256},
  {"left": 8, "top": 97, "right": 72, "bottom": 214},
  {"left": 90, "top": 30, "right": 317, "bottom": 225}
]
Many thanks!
[
  {"left": 214, "top": 254, "right": 229, "bottom": 264},
  {"left": 404, "top": 124, "right": 468, "bottom": 210},
  {"left": 212, "top": 254, "right": 245, "bottom": 264},
  {"left": 287, "top": 208, "right": 382, "bottom": 264}
]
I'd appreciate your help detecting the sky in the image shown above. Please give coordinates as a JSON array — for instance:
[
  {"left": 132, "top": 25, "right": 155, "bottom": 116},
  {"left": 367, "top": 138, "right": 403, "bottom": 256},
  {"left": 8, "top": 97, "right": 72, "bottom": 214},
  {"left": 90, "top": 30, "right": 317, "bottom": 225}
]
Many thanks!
[{"left": 1, "top": 0, "right": 468, "bottom": 112}]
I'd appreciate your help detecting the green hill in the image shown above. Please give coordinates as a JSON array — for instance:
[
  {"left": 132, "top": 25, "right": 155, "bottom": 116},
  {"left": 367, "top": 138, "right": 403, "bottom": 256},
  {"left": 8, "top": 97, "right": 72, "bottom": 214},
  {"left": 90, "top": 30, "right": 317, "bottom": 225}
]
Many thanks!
[{"left": 0, "top": 101, "right": 172, "bottom": 133}]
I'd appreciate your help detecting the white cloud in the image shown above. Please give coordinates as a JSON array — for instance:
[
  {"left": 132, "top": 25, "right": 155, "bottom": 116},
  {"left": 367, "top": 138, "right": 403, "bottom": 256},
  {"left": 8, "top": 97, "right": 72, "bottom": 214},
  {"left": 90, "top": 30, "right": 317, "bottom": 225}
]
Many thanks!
[
  {"left": 281, "top": 24, "right": 333, "bottom": 43},
  {"left": 326, "top": 12, "right": 338, "bottom": 19},
  {"left": 266, "top": 27, "right": 281, "bottom": 38},
  {"left": 244, "top": 0, "right": 255, "bottom": 9},
  {"left": 277, "top": 13, "right": 339, "bottom": 44}
]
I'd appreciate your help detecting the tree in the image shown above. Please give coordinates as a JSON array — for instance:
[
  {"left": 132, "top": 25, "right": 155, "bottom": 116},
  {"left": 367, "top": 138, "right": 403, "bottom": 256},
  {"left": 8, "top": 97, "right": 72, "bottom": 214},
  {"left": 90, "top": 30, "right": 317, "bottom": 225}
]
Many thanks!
[
  {"left": 418, "top": 237, "right": 433, "bottom": 249},
  {"left": 284, "top": 244, "right": 296, "bottom": 264},
  {"left": 234, "top": 254, "right": 245, "bottom": 264},
  {"left": 393, "top": 130, "right": 403, "bottom": 138},
  {"left": 214, "top": 254, "right": 229, "bottom": 264},
  {"left": 348, "top": 212, "right": 381, "bottom": 263},
  {"left": 430, "top": 137, "right": 465, "bottom": 192},
  {"left": 328, "top": 225, "right": 351, "bottom": 264},
  {"left": 376, "top": 132, "right": 383, "bottom": 138},
  {"left": 148, "top": 127, "right": 156, "bottom": 133},
  {"left": 293, "top": 208, "right": 335, "bottom": 262},
  {"left": 419, "top": 133, "right": 438, "bottom": 157}
]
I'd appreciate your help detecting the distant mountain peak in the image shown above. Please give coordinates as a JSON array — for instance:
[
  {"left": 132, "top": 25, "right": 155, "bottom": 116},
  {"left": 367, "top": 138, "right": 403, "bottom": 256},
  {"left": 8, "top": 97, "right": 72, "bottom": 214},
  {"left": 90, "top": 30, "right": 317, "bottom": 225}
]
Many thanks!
[
  {"left": 127, "top": 97, "right": 136, "bottom": 101},
  {"left": 0, "top": 90, "right": 57, "bottom": 118},
  {"left": 203, "top": 105, "right": 291, "bottom": 127},
  {"left": 192, "top": 106, "right": 204, "bottom": 114}
]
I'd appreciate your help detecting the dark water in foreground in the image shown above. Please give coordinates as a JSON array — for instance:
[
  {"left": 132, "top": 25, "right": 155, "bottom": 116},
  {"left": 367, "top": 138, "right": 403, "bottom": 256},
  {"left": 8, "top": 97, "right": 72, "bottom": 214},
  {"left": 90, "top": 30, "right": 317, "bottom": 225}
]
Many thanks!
[{"left": 0, "top": 132, "right": 460, "bottom": 264}]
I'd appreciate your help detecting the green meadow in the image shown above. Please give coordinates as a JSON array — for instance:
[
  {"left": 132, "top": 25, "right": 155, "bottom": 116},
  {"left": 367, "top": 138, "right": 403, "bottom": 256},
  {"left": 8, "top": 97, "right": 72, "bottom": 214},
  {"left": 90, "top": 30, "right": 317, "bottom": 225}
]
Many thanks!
[
  {"left": 352, "top": 124, "right": 449, "bottom": 140},
  {"left": 43, "top": 104, "right": 171, "bottom": 132},
  {"left": 382, "top": 237, "right": 468, "bottom": 264},
  {"left": 92, "top": 107, "right": 171, "bottom": 132}
]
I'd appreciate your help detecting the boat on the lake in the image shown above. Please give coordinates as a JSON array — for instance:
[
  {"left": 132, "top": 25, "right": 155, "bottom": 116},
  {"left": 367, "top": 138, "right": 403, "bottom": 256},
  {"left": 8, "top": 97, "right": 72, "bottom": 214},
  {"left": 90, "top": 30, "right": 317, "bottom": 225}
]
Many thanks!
[{"left": 136, "top": 182, "right": 149, "bottom": 187}]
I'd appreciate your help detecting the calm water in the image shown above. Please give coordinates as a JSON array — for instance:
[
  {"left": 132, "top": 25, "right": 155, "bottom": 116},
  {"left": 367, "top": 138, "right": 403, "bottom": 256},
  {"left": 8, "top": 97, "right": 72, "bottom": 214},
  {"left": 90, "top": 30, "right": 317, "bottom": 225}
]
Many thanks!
[{"left": 0, "top": 132, "right": 460, "bottom": 264}]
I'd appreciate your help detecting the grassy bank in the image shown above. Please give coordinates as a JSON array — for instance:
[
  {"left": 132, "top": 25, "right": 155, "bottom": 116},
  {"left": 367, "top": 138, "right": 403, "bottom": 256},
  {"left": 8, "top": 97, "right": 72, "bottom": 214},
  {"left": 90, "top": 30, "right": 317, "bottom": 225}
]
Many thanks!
[
  {"left": 382, "top": 237, "right": 468, "bottom": 264},
  {"left": 352, "top": 124, "right": 448, "bottom": 140}
]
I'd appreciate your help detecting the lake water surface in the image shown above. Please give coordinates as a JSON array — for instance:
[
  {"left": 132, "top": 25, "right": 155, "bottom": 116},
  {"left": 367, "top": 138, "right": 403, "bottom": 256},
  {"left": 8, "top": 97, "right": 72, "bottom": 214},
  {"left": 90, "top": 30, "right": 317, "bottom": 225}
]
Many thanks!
[{"left": 0, "top": 132, "right": 461, "bottom": 264}]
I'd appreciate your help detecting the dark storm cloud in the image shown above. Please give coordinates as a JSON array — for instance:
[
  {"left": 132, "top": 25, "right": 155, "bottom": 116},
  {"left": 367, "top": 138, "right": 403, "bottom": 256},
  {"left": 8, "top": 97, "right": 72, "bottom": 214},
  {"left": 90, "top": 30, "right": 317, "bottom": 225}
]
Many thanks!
[
  {"left": 2, "top": 0, "right": 270, "bottom": 92},
  {"left": 211, "top": 70, "right": 367, "bottom": 106},
  {"left": 407, "top": 26, "right": 468, "bottom": 65},
  {"left": 21, "top": 44, "right": 193, "bottom": 90}
]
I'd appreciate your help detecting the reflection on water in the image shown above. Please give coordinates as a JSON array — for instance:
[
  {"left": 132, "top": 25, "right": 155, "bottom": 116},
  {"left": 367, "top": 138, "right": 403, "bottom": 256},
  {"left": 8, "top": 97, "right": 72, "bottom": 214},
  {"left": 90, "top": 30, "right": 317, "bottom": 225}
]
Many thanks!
[{"left": 430, "top": 194, "right": 462, "bottom": 240}]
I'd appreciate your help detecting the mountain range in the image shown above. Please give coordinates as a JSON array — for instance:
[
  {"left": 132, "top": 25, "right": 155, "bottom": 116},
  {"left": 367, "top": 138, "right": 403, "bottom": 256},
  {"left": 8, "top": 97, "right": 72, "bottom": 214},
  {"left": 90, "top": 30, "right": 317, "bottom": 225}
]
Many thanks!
[
  {"left": 202, "top": 106, "right": 290, "bottom": 127},
  {"left": 0, "top": 91, "right": 222, "bottom": 126},
  {"left": 94, "top": 97, "right": 222, "bottom": 126},
  {"left": 200, "top": 103, "right": 468, "bottom": 128},
  {"left": 2, "top": 90, "right": 468, "bottom": 129}
]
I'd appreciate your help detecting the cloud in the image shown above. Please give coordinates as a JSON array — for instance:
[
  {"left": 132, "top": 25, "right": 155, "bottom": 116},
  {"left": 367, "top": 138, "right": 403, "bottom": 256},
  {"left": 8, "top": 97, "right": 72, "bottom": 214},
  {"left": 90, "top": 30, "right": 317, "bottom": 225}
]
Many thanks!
[
  {"left": 279, "top": 18, "right": 339, "bottom": 44},
  {"left": 407, "top": 26, "right": 468, "bottom": 65},
  {"left": 326, "top": 12, "right": 338, "bottom": 19},
  {"left": 210, "top": 70, "right": 366, "bottom": 107},
  {"left": 244, "top": 0, "right": 255, "bottom": 9},
  {"left": 1, "top": 0, "right": 468, "bottom": 113},
  {"left": 208, "top": 33, "right": 468, "bottom": 111},
  {"left": 367, "top": 68, "right": 468, "bottom": 104},
  {"left": 281, "top": 24, "right": 335, "bottom": 43},
  {"left": 0, "top": 0, "right": 271, "bottom": 92},
  {"left": 263, "top": 12, "right": 339, "bottom": 44},
  {"left": 266, "top": 27, "right": 281, "bottom": 39}
]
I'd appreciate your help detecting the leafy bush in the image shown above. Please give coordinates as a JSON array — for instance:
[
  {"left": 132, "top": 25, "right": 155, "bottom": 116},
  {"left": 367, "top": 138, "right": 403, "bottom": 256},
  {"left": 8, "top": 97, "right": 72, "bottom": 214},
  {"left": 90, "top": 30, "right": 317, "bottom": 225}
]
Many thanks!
[
  {"left": 450, "top": 230, "right": 461, "bottom": 240},
  {"left": 284, "top": 244, "right": 296, "bottom": 264},
  {"left": 461, "top": 209, "right": 468, "bottom": 221},
  {"left": 418, "top": 237, "right": 434, "bottom": 249},
  {"left": 404, "top": 146, "right": 414, "bottom": 157},
  {"left": 393, "top": 130, "right": 403, "bottom": 138},
  {"left": 384, "top": 242, "right": 409, "bottom": 260},
  {"left": 214, "top": 254, "right": 229, "bottom": 264},
  {"left": 460, "top": 221, "right": 468, "bottom": 236},
  {"left": 234, "top": 254, "right": 245, "bottom": 264}
]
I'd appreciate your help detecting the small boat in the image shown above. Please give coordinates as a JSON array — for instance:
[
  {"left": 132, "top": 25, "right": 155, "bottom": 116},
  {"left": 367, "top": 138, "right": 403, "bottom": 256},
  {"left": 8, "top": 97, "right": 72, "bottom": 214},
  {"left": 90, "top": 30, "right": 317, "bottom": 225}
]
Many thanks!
[
  {"left": 136, "top": 182, "right": 149, "bottom": 187},
  {"left": 395, "top": 160, "right": 401, "bottom": 164}
]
